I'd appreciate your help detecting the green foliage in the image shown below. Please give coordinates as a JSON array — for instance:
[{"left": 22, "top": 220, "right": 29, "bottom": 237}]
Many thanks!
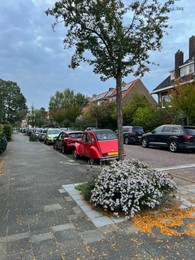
[
  {"left": 27, "top": 106, "right": 49, "bottom": 127},
  {"left": 29, "top": 133, "right": 38, "bottom": 142},
  {"left": 0, "top": 133, "right": 7, "bottom": 154},
  {"left": 0, "top": 79, "right": 28, "bottom": 124},
  {"left": 170, "top": 83, "right": 195, "bottom": 125},
  {"left": 49, "top": 88, "right": 88, "bottom": 127},
  {"left": 132, "top": 107, "right": 156, "bottom": 131},
  {"left": 46, "top": 0, "right": 179, "bottom": 159},
  {"left": 46, "top": 0, "right": 178, "bottom": 80},
  {"left": 83, "top": 101, "right": 117, "bottom": 130},
  {"left": 3, "top": 124, "right": 12, "bottom": 141},
  {"left": 75, "top": 181, "right": 96, "bottom": 201}
]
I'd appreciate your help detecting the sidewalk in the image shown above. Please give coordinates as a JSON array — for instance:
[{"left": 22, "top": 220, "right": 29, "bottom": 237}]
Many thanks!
[{"left": 0, "top": 133, "right": 194, "bottom": 260}]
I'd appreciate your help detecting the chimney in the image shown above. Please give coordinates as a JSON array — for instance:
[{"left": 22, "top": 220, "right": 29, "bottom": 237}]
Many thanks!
[
  {"left": 175, "top": 50, "right": 183, "bottom": 78},
  {"left": 189, "top": 35, "right": 195, "bottom": 60}
]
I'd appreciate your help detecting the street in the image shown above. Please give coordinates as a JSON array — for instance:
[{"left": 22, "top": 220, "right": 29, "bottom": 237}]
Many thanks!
[{"left": 124, "top": 144, "right": 195, "bottom": 182}]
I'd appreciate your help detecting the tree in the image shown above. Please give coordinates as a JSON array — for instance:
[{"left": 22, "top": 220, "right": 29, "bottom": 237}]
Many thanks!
[
  {"left": 170, "top": 82, "right": 195, "bottom": 125},
  {"left": 49, "top": 88, "right": 88, "bottom": 126},
  {"left": 46, "top": 0, "right": 179, "bottom": 159},
  {"left": 0, "top": 79, "right": 28, "bottom": 125},
  {"left": 123, "top": 93, "right": 155, "bottom": 125},
  {"left": 83, "top": 101, "right": 117, "bottom": 129}
]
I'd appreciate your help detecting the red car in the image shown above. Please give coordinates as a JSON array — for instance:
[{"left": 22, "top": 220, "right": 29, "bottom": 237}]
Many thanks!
[
  {"left": 74, "top": 129, "right": 120, "bottom": 164},
  {"left": 53, "top": 131, "right": 83, "bottom": 153}
]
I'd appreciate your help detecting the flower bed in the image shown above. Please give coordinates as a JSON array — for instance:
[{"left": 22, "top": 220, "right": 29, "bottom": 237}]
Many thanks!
[{"left": 89, "top": 159, "right": 177, "bottom": 218}]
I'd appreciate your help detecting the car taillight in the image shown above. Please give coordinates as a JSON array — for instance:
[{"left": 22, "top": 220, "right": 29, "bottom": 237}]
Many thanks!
[
  {"left": 130, "top": 132, "right": 136, "bottom": 136},
  {"left": 183, "top": 134, "right": 192, "bottom": 139}
]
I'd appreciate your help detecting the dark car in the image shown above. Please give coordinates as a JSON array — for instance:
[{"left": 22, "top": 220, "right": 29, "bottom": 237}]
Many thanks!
[
  {"left": 141, "top": 124, "right": 195, "bottom": 152},
  {"left": 119, "top": 126, "right": 145, "bottom": 145},
  {"left": 53, "top": 131, "right": 83, "bottom": 153}
]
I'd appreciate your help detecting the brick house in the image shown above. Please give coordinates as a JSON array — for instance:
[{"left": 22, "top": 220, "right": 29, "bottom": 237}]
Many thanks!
[
  {"left": 82, "top": 78, "right": 156, "bottom": 113},
  {"left": 151, "top": 36, "right": 195, "bottom": 107}
]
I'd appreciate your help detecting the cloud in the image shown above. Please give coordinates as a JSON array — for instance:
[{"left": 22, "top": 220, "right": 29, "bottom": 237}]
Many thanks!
[{"left": 0, "top": 0, "right": 195, "bottom": 109}]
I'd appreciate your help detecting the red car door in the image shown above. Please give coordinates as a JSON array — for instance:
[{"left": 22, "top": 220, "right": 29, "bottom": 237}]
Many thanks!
[{"left": 83, "top": 133, "right": 92, "bottom": 158}]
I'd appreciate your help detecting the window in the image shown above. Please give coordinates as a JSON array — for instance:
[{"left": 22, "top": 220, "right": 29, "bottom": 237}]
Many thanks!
[
  {"left": 154, "top": 126, "right": 164, "bottom": 133},
  {"left": 180, "top": 67, "right": 186, "bottom": 77},
  {"left": 162, "top": 95, "right": 171, "bottom": 108},
  {"left": 162, "top": 126, "right": 172, "bottom": 133}
]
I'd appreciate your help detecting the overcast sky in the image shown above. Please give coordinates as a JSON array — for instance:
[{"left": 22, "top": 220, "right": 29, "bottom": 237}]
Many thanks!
[{"left": 0, "top": 0, "right": 195, "bottom": 110}]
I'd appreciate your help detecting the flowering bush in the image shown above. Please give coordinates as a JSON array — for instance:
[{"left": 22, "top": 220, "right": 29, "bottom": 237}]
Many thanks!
[{"left": 90, "top": 159, "right": 177, "bottom": 218}]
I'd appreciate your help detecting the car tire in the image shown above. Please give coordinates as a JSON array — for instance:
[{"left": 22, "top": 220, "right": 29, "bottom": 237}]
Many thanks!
[
  {"left": 88, "top": 158, "right": 95, "bottom": 165},
  {"left": 124, "top": 137, "right": 129, "bottom": 145},
  {"left": 61, "top": 146, "right": 65, "bottom": 154},
  {"left": 73, "top": 149, "right": 79, "bottom": 159},
  {"left": 142, "top": 138, "right": 149, "bottom": 148},
  {"left": 169, "top": 139, "right": 178, "bottom": 152}
]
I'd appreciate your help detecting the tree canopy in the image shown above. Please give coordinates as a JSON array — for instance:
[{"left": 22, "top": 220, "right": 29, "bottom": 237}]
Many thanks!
[
  {"left": 0, "top": 79, "right": 27, "bottom": 125},
  {"left": 46, "top": 0, "right": 179, "bottom": 159},
  {"left": 170, "top": 82, "right": 195, "bottom": 125},
  {"left": 49, "top": 88, "right": 88, "bottom": 126}
]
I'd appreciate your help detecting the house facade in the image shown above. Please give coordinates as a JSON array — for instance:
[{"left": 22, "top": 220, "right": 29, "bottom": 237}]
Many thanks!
[
  {"left": 152, "top": 35, "right": 195, "bottom": 107},
  {"left": 82, "top": 78, "right": 156, "bottom": 113}
]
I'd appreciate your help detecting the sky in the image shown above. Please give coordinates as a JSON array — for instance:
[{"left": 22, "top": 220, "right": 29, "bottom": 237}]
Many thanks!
[{"left": 0, "top": 0, "right": 195, "bottom": 110}]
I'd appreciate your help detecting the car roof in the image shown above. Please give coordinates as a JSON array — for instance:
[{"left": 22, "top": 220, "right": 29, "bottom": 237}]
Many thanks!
[
  {"left": 86, "top": 129, "right": 114, "bottom": 134},
  {"left": 64, "top": 131, "right": 83, "bottom": 134}
]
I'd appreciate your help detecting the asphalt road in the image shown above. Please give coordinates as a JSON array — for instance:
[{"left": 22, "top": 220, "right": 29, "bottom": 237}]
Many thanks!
[{"left": 124, "top": 144, "right": 195, "bottom": 182}]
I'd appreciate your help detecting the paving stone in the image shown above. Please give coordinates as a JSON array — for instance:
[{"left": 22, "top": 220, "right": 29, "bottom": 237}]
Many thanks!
[
  {"left": 44, "top": 203, "right": 62, "bottom": 212},
  {"left": 64, "top": 196, "right": 73, "bottom": 201},
  {"left": 0, "top": 242, "right": 6, "bottom": 254},
  {"left": 80, "top": 229, "right": 106, "bottom": 243},
  {"left": 31, "top": 232, "right": 54, "bottom": 243},
  {"left": 32, "top": 238, "right": 59, "bottom": 259},
  {"left": 52, "top": 223, "right": 74, "bottom": 232},
  {"left": 6, "top": 238, "right": 31, "bottom": 254},
  {"left": 0, "top": 250, "right": 34, "bottom": 260},
  {"left": 6, "top": 232, "right": 30, "bottom": 242},
  {"left": 55, "top": 229, "right": 79, "bottom": 243},
  {"left": 58, "top": 239, "right": 89, "bottom": 257}
]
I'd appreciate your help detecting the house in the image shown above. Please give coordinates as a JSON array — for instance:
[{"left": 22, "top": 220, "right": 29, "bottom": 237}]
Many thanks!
[
  {"left": 82, "top": 78, "right": 156, "bottom": 113},
  {"left": 152, "top": 35, "right": 195, "bottom": 107}
]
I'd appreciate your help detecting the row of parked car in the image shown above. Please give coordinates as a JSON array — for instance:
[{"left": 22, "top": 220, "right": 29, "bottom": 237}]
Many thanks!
[
  {"left": 32, "top": 124, "right": 195, "bottom": 164},
  {"left": 122, "top": 124, "right": 195, "bottom": 152}
]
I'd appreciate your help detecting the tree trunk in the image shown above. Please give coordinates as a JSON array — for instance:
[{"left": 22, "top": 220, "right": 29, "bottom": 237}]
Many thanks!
[{"left": 116, "top": 73, "right": 124, "bottom": 160}]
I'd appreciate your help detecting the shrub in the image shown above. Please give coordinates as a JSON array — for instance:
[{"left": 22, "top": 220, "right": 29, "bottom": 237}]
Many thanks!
[
  {"left": 3, "top": 124, "right": 12, "bottom": 141},
  {"left": 0, "top": 133, "right": 7, "bottom": 154},
  {"left": 90, "top": 159, "right": 177, "bottom": 218}
]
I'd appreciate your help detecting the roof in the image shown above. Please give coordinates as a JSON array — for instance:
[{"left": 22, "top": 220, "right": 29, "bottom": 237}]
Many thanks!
[
  {"left": 152, "top": 73, "right": 195, "bottom": 94},
  {"left": 152, "top": 55, "right": 195, "bottom": 94}
]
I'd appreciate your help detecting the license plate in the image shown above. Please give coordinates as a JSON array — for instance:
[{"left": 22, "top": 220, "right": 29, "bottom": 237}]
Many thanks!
[{"left": 108, "top": 151, "right": 118, "bottom": 156}]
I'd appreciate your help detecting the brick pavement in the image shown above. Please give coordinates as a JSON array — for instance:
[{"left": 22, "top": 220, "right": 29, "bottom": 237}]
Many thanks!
[{"left": 0, "top": 133, "right": 194, "bottom": 260}]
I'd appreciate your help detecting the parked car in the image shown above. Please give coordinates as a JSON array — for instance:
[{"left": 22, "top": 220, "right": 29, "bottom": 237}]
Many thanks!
[
  {"left": 45, "top": 128, "right": 61, "bottom": 145},
  {"left": 53, "top": 131, "right": 83, "bottom": 153},
  {"left": 74, "top": 129, "right": 121, "bottom": 164},
  {"left": 38, "top": 128, "right": 47, "bottom": 142},
  {"left": 122, "top": 126, "right": 145, "bottom": 144},
  {"left": 84, "top": 127, "right": 99, "bottom": 131},
  {"left": 141, "top": 124, "right": 195, "bottom": 152}
]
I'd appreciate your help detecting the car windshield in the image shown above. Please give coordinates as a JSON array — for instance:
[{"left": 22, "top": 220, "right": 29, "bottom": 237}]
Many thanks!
[
  {"left": 95, "top": 131, "right": 117, "bottom": 141},
  {"left": 48, "top": 129, "right": 60, "bottom": 135},
  {"left": 133, "top": 127, "right": 144, "bottom": 134}
]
